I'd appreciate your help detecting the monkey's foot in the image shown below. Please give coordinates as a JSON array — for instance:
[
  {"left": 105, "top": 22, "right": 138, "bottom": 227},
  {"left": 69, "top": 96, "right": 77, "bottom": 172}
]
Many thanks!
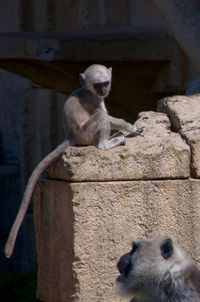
[{"left": 127, "top": 126, "right": 144, "bottom": 138}]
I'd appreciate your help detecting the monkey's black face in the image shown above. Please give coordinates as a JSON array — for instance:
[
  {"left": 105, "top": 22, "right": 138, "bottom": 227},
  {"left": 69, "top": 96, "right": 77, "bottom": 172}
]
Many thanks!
[
  {"left": 117, "top": 241, "right": 137, "bottom": 283},
  {"left": 93, "top": 81, "right": 110, "bottom": 97},
  {"left": 116, "top": 238, "right": 175, "bottom": 298},
  {"left": 116, "top": 241, "right": 142, "bottom": 298}
]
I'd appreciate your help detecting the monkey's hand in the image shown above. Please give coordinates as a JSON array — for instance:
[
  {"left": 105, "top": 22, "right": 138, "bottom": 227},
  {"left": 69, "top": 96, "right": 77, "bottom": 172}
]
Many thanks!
[{"left": 128, "top": 124, "right": 144, "bottom": 136}]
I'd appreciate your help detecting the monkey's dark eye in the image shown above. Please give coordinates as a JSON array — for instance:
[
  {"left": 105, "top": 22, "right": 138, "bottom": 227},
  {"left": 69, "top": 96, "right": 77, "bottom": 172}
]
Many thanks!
[
  {"left": 93, "top": 81, "right": 110, "bottom": 96},
  {"left": 103, "top": 81, "right": 110, "bottom": 87},
  {"left": 130, "top": 241, "right": 138, "bottom": 255},
  {"left": 161, "top": 238, "right": 173, "bottom": 259},
  {"left": 93, "top": 81, "right": 109, "bottom": 90},
  {"left": 94, "top": 83, "right": 102, "bottom": 90}
]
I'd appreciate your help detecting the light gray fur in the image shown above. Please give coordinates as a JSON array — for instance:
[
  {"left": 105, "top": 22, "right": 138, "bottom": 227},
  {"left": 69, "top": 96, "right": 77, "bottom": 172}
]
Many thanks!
[
  {"left": 5, "top": 64, "right": 143, "bottom": 258},
  {"left": 116, "top": 237, "right": 200, "bottom": 302}
]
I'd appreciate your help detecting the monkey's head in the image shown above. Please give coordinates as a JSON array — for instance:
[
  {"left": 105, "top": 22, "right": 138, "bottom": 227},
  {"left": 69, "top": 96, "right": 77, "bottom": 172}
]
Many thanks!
[
  {"left": 116, "top": 237, "right": 193, "bottom": 300},
  {"left": 80, "top": 64, "right": 112, "bottom": 98}
]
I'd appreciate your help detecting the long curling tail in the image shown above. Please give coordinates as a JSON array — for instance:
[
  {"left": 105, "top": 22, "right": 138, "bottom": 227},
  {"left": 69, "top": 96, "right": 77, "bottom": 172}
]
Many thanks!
[{"left": 4, "top": 139, "right": 70, "bottom": 258}]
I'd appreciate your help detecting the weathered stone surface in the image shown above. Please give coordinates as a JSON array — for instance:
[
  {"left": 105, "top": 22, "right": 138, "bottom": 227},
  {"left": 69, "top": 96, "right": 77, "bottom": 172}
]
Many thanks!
[
  {"left": 158, "top": 95, "right": 200, "bottom": 177},
  {"left": 34, "top": 97, "right": 200, "bottom": 302},
  {"left": 49, "top": 111, "right": 190, "bottom": 181},
  {"left": 34, "top": 178, "right": 200, "bottom": 302}
]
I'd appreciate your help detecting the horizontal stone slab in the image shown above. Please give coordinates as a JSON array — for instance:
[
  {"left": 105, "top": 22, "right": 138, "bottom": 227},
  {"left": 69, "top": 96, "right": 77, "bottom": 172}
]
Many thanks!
[
  {"left": 49, "top": 111, "right": 190, "bottom": 181},
  {"left": 0, "top": 28, "right": 171, "bottom": 60},
  {"left": 158, "top": 95, "right": 200, "bottom": 177}
]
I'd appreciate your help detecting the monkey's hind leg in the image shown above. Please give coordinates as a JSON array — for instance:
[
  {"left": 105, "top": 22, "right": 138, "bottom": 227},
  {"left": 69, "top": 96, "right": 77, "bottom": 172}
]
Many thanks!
[
  {"left": 80, "top": 110, "right": 125, "bottom": 150},
  {"left": 97, "top": 134, "right": 125, "bottom": 150},
  {"left": 97, "top": 125, "right": 125, "bottom": 150},
  {"left": 109, "top": 131, "right": 126, "bottom": 145}
]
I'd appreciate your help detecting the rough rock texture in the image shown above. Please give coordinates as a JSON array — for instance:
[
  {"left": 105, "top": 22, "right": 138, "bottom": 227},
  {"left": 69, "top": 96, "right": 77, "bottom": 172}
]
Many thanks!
[
  {"left": 49, "top": 111, "right": 190, "bottom": 181},
  {"left": 158, "top": 95, "right": 200, "bottom": 177},
  {"left": 34, "top": 179, "right": 200, "bottom": 302},
  {"left": 34, "top": 101, "right": 200, "bottom": 302}
]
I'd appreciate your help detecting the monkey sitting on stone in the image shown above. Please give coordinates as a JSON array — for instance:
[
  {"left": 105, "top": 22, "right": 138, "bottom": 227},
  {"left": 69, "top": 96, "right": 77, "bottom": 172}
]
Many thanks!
[
  {"left": 116, "top": 237, "right": 200, "bottom": 302},
  {"left": 5, "top": 64, "right": 143, "bottom": 258}
]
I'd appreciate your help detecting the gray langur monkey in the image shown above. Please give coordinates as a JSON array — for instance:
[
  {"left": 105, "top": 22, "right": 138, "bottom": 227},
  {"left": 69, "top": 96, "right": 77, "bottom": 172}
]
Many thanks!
[
  {"left": 5, "top": 64, "right": 143, "bottom": 258},
  {"left": 116, "top": 237, "right": 200, "bottom": 302}
]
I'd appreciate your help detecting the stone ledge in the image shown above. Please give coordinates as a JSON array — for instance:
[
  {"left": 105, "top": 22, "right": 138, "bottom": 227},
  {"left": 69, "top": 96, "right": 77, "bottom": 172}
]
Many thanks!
[
  {"left": 158, "top": 95, "right": 200, "bottom": 177},
  {"left": 49, "top": 111, "right": 190, "bottom": 182},
  {"left": 0, "top": 27, "right": 171, "bottom": 60}
]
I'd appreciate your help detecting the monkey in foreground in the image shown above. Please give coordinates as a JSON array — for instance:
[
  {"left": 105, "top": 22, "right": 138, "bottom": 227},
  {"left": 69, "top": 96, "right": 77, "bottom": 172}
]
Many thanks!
[
  {"left": 5, "top": 64, "right": 143, "bottom": 258},
  {"left": 116, "top": 237, "right": 200, "bottom": 302}
]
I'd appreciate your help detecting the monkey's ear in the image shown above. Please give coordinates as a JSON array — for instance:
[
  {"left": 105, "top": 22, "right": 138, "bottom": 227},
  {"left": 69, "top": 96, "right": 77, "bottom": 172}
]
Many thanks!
[
  {"left": 161, "top": 238, "right": 173, "bottom": 259},
  {"left": 108, "top": 67, "right": 112, "bottom": 74},
  {"left": 79, "top": 73, "right": 85, "bottom": 85}
]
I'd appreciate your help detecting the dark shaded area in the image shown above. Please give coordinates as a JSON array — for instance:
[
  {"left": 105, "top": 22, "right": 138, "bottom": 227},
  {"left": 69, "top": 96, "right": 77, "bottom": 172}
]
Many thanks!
[
  {"left": 0, "top": 59, "right": 174, "bottom": 122},
  {"left": 0, "top": 58, "right": 79, "bottom": 94},
  {"left": 0, "top": 270, "right": 41, "bottom": 302}
]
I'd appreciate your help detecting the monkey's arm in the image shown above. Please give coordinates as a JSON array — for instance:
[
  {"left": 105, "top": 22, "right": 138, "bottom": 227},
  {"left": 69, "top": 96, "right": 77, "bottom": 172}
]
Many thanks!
[{"left": 109, "top": 116, "right": 143, "bottom": 134}]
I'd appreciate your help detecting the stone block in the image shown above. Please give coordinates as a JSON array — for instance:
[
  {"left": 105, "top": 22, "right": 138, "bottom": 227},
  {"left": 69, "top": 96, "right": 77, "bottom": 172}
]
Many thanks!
[
  {"left": 34, "top": 108, "right": 199, "bottom": 302},
  {"left": 158, "top": 95, "right": 200, "bottom": 177},
  {"left": 49, "top": 111, "right": 190, "bottom": 181},
  {"left": 34, "top": 178, "right": 200, "bottom": 302}
]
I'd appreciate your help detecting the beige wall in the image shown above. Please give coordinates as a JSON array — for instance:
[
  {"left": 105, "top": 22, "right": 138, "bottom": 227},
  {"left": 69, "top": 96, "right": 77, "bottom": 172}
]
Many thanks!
[
  {"left": 34, "top": 96, "right": 200, "bottom": 302},
  {"left": 35, "top": 179, "right": 200, "bottom": 302}
]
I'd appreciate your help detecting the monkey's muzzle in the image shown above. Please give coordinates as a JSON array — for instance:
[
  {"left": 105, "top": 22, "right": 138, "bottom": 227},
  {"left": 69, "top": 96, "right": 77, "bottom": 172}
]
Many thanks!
[{"left": 117, "top": 252, "right": 132, "bottom": 282}]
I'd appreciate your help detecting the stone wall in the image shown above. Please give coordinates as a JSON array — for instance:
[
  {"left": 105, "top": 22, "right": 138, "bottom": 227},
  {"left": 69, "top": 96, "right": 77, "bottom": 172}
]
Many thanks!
[
  {"left": 34, "top": 95, "right": 200, "bottom": 302},
  {"left": 0, "top": 0, "right": 165, "bottom": 33},
  {"left": 1, "top": 0, "right": 200, "bottom": 274}
]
